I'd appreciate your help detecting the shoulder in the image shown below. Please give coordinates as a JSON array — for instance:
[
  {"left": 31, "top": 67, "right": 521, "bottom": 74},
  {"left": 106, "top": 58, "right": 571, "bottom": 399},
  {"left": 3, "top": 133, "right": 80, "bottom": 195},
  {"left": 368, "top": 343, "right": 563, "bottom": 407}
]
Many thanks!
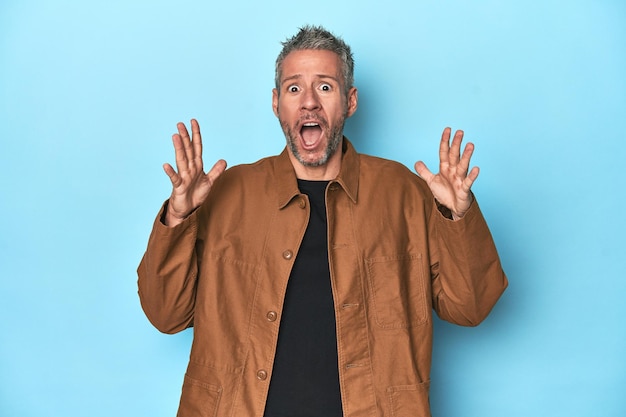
[
  {"left": 199, "top": 155, "right": 281, "bottom": 213},
  {"left": 213, "top": 155, "right": 279, "bottom": 188},
  {"left": 351, "top": 152, "right": 435, "bottom": 219},
  {"left": 359, "top": 153, "right": 409, "bottom": 173},
  {"left": 358, "top": 153, "right": 430, "bottom": 193}
]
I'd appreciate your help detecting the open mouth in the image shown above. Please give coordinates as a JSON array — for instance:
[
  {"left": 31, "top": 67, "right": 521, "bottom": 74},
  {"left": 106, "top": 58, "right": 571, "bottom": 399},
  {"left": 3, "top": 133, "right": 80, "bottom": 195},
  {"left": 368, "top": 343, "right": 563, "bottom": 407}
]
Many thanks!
[{"left": 300, "top": 122, "right": 323, "bottom": 148}]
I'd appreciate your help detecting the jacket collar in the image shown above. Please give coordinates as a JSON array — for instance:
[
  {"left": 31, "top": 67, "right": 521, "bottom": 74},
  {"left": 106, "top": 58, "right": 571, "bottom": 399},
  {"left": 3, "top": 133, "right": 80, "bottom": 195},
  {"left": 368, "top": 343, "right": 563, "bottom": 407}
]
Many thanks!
[{"left": 276, "top": 138, "right": 360, "bottom": 209}]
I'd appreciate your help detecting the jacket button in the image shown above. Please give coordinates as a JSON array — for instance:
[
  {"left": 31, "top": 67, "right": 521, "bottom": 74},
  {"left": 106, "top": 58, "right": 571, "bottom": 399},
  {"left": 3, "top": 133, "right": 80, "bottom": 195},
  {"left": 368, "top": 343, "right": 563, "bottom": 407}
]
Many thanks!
[
  {"left": 298, "top": 198, "right": 306, "bottom": 209},
  {"left": 266, "top": 311, "right": 278, "bottom": 322},
  {"left": 282, "top": 250, "right": 293, "bottom": 260},
  {"left": 256, "top": 370, "right": 268, "bottom": 380}
]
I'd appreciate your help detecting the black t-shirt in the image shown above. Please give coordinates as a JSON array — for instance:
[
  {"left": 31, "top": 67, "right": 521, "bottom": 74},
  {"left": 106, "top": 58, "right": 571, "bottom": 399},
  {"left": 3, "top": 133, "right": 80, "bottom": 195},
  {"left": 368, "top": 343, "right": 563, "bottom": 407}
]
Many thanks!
[{"left": 263, "top": 180, "right": 343, "bottom": 417}]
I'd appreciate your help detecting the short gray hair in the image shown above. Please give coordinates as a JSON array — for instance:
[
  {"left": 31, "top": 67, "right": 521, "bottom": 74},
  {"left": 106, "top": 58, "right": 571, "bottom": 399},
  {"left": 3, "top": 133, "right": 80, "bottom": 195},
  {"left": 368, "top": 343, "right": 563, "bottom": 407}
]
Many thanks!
[{"left": 275, "top": 25, "right": 354, "bottom": 94}]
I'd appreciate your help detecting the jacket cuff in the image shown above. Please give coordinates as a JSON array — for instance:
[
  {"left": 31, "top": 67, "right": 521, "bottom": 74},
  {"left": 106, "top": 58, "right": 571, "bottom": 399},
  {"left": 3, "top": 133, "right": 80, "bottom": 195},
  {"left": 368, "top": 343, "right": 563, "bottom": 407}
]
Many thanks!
[
  {"left": 152, "top": 199, "right": 199, "bottom": 238},
  {"left": 434, "top": 192, "right": 476, "bottom": 222}
]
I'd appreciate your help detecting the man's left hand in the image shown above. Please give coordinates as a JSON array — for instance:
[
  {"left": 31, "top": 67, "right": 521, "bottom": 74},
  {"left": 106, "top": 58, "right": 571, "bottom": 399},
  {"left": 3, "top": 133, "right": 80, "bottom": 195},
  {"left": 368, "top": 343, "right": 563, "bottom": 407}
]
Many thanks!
[{"left": 414, "top": 127, "right": 479, "bottom": 220}]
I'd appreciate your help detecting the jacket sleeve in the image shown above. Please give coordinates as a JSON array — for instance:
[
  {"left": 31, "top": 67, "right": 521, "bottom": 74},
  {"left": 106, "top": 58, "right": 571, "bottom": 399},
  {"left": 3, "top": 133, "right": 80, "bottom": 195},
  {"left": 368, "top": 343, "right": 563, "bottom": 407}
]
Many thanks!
[
  {"left": 429, "top": 198, "right": 508, "bottom": 326},
  {"left": 137, "top": 201, "right": 200, "bottom": 334}
]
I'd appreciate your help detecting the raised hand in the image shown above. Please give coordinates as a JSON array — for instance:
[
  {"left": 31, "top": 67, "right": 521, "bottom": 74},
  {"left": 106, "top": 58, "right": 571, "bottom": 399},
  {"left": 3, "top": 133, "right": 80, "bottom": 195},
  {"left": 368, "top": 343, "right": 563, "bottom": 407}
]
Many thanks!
[
  {"left": 162, "top": 119, "right": 227, "bottom": 227},
  {"left": 414, "top": 128, "right": 479, "bottom": 220}
]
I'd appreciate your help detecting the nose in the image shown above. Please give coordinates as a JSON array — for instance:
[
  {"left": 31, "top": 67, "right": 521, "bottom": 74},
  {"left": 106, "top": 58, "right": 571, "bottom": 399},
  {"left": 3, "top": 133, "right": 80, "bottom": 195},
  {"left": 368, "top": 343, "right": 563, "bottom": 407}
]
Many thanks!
[{"left": 301, "top": 88, "right": 321, "bottom": 111}]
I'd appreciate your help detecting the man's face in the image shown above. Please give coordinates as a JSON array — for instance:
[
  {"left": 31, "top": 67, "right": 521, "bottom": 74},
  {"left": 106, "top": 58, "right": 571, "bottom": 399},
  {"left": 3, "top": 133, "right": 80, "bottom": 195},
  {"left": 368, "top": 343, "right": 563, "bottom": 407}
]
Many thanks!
[{"left": 273, "top": 49, "right": 357, "bottom": 168}]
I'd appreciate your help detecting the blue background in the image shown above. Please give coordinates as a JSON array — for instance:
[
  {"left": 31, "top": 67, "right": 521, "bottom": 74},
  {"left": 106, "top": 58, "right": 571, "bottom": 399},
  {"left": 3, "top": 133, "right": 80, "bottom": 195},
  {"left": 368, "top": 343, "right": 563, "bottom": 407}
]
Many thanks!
[{"left": 1, "top": 1, "right": 625, "bottom": 416}]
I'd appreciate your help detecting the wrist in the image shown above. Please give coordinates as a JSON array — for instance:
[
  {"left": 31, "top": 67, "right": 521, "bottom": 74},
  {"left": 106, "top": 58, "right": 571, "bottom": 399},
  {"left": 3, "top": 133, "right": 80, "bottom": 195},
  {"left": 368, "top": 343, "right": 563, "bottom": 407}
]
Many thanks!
[
  {"left": 161, "top": 201, "right": 188, "bottom": 227},
  {"left": 451, "top": 193, "right": 475, "bottom": 220}
]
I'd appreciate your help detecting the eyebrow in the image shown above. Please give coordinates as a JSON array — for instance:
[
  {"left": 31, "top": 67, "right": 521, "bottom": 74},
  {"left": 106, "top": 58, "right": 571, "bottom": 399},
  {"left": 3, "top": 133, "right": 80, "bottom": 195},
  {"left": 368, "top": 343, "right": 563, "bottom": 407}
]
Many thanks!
[{"left": 281, "top": 74, "right": 340, "bottom": 86}]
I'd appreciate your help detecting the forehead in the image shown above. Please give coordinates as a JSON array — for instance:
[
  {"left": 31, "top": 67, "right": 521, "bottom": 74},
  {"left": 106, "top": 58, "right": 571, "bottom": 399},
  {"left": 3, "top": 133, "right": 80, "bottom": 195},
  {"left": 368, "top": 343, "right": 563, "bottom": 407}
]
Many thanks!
[{"left": 279, "top": 49, "right": 342, "bottom": 82}]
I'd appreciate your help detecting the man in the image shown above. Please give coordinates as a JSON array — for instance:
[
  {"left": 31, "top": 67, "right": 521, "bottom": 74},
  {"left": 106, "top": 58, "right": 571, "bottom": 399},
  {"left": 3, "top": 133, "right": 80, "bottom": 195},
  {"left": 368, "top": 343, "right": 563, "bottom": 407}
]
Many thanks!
[{"left": 138, "top": 25, "right": 507, "bottom": 417}]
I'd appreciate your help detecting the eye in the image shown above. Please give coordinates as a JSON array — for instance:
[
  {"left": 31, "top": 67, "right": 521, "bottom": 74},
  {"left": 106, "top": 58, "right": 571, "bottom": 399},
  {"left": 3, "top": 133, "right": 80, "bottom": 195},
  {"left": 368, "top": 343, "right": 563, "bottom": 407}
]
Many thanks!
[
  {"left": 288, "top": 85, "right": 300, "bottom": 93},
  {"left": 320, "top": 83, "right": 332, "bottom": 92}
]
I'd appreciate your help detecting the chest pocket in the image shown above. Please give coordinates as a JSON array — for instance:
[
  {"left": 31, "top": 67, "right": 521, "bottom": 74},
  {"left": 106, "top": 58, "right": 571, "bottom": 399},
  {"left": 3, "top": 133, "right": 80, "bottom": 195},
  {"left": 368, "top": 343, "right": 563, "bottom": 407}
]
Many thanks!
[{"left": 366, "top": 253, "right": 429, "bottom": 329}]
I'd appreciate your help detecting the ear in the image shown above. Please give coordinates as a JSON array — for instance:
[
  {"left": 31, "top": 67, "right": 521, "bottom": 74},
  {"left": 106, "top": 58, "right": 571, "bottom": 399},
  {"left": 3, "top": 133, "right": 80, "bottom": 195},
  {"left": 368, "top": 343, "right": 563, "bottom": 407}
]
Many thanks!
[
  {"left": 346, "top": 87, "right": 358, "bottom": 118},
  {"left": 272, "top": 88, "right": 279, "bottom": 117}
]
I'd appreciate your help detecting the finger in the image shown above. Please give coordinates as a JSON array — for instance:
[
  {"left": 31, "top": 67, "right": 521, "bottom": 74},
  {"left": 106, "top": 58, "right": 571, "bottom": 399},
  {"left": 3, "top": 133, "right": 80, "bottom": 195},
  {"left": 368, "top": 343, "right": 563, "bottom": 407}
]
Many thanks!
[
  {"left": 177, "top": 122, "right": 195, "bottom": 166},
  {"left": 449, "top": 129, "right": 464, "bottom": 165},
  {"left": 456, "top": 142, "right": 475, "bottom": 177},
  {"left": 172, "top": 134, "right": 189, "bottom": 175},
  {"left": 439, "top": 127, "right": 452, "bottom": 166},
  {"left": 190, "top": 119, "right": 204, "bottom": 168},
  {"left": 414, "top": 161, "right": 435, "bottom": 183},
  {"left": 462, "top": 166, "right": 480, "bottom": 191},
  {"left": 163, "top": 163, "right": 183, "bottom": 188}
]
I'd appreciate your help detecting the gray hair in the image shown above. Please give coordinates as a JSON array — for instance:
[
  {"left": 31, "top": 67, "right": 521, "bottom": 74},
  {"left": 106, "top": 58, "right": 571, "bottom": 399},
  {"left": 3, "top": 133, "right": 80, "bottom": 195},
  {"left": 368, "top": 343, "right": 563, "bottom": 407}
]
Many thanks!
[{"left": 275, "top": 25, "right": 354, "bottom": 94}]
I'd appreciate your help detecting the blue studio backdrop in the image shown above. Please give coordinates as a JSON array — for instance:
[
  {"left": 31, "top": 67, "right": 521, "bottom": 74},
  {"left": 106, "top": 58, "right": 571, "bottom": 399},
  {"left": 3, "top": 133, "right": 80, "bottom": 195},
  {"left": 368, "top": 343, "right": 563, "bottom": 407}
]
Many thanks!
[{"left": 1, "top": 1, "right": 625, "bottom": 416}]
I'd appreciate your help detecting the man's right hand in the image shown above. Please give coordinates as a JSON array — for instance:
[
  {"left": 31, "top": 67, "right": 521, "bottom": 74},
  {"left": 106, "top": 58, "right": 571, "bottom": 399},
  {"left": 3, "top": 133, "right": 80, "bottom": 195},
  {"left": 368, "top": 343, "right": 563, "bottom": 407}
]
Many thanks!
[{"left": 162, "top": 119, "right": 227, "bottom": 227}]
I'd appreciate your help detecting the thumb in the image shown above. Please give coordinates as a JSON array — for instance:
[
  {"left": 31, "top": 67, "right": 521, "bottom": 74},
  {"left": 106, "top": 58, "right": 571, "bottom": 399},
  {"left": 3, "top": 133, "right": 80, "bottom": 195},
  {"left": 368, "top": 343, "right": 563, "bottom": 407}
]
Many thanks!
[
  {"left": 206, "top": 159, "right": 227, "bottom": 185},
  {"left": 414, "top": 161, "right": 434, "bottom": 183}
]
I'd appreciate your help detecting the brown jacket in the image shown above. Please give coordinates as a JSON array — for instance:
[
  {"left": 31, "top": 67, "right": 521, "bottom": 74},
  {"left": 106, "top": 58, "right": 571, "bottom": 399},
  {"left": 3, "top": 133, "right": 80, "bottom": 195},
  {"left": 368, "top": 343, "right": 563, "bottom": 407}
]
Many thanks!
[{"left": 138, "top": 139, "right": 507, "bottom": 417}]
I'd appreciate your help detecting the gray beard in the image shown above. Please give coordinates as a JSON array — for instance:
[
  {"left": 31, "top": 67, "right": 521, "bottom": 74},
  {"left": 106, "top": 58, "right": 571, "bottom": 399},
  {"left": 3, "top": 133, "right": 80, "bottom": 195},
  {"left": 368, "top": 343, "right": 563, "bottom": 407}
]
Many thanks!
[{"left": 280, "top": 116, "right": 345, "bottom": 167}]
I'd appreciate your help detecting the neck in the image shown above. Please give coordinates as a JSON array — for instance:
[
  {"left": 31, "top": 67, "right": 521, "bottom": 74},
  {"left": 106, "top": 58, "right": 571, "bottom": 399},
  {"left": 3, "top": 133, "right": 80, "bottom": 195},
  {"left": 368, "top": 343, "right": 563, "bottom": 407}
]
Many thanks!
[{"left": 288, "top": 146, "right": 342, "bottom": 180}]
